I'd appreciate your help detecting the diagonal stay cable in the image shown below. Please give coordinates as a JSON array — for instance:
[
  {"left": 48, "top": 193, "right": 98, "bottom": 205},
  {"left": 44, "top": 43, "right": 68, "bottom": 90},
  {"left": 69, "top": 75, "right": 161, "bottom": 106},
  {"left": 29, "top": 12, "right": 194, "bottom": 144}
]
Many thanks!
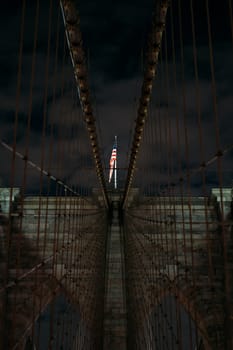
[
  {"left": 60, "top": 0, "right": 109, "bottom": 208},
  {"left": 122, "top": 0, "right": 169, "bottom": 209},
  {"left": 0, "top": 139, "right": 87, "bottom": 200},
  {"left": 156, "top": 143, "right": 233, "bottom": 195}
]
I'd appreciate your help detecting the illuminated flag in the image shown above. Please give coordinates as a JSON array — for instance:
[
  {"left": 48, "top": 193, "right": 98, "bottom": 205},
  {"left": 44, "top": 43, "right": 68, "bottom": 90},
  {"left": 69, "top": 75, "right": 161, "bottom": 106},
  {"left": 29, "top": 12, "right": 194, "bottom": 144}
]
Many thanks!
[{"left": 109, "top": 139, "right": 117, "bottom": 183}]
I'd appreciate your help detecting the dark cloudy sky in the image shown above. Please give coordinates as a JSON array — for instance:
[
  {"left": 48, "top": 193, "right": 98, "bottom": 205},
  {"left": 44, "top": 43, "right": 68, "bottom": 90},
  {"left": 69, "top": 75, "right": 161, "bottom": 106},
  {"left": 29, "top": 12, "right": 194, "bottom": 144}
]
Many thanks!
[
  {"left": 0, "top": 0, "right": 232, "bottom": 347},
  {"left": 78, "top": 0, "right": 233, "bottom": 193},
  {"left": 0, "top": 0, "right": 232, "bottom": 194}
]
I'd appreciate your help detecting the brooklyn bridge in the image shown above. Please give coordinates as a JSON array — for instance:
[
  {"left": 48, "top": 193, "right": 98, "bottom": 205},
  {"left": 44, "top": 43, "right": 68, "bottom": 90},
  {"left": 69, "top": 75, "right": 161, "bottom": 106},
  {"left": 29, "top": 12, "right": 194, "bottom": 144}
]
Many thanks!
[{"left": 0, "top": 0, "right": 233, "bottom": 349}]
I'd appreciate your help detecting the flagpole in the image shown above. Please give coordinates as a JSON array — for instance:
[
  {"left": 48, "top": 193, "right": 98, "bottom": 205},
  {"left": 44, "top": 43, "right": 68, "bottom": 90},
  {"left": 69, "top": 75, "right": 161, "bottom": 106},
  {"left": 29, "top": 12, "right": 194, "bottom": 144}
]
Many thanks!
[{"left": 114, "top": 135, "right": 117, "bottom": 189}]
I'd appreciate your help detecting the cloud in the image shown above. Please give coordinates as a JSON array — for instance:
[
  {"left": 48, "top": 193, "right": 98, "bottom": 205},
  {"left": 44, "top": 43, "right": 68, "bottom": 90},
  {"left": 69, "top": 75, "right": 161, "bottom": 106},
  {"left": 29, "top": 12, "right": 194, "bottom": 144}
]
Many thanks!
[
  {"left": 0, "top": 0, "right": 232, "bottom": 195},
  {"left": 132, "top": 42, "right": 233, "bottom": 194}
]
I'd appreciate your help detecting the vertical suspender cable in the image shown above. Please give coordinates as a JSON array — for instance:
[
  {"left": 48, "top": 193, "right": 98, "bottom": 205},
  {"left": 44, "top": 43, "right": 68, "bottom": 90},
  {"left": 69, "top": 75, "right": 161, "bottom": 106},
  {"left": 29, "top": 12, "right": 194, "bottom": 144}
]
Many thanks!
[
  {"left": 2, "top": 0, "right": 26, "bottom": 348},
  {"left": 205, "top": 1, "right": 232, "bottom": 348}
]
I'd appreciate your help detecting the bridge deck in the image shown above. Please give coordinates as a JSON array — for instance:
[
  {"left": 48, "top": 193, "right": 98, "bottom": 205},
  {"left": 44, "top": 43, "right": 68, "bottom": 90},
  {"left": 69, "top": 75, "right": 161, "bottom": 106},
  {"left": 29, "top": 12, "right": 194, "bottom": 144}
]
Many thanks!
[{"left": 103, "top": 198, "right": 127, "bottom": 349}]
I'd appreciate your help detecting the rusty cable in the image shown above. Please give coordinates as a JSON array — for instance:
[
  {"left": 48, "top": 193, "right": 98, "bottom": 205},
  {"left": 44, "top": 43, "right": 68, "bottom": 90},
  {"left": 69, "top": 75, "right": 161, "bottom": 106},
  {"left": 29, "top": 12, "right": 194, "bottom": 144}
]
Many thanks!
[
  {"left": 60, "top": 0, "right": 109, "bottom": 208},
  {"left": 122, "top": 0, "right": 169, "bottom": 208}
]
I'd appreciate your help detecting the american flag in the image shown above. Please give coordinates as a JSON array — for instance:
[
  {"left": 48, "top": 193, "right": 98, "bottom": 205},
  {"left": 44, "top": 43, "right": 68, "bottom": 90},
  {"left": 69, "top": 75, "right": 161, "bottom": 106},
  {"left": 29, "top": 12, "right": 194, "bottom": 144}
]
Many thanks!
[{"left": 109, "top": 140, "right": 117, "bottom": 183}]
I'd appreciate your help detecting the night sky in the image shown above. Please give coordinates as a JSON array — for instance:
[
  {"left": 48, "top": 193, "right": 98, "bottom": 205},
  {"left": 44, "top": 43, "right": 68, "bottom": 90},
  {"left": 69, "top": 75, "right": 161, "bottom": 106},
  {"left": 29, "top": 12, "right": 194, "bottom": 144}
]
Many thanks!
[
  {"left": 0, "top": 0, "right": 232, "bottom": 193},
  {"left": 0, "top": 1, "right": 232, "bottom": 348}
]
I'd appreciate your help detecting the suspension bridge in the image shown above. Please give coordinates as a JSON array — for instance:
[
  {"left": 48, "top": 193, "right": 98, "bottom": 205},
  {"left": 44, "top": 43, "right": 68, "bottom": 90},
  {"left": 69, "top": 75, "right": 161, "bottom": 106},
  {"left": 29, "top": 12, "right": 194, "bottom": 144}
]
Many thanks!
[{"left": 0, "top": 0, "right": 233, "bottom": 349}]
